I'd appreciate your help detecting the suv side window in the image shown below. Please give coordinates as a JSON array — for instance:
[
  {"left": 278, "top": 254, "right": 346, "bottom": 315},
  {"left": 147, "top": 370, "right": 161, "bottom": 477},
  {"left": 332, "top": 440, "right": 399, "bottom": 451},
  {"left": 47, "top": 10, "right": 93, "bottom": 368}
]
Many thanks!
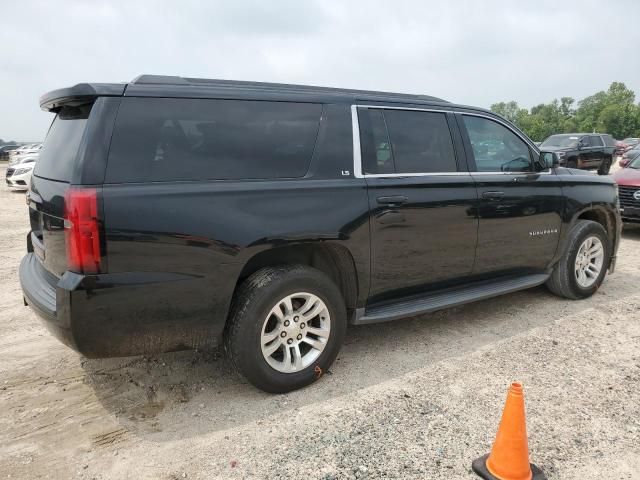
[
  {"left": 463, "top": 115, "right": 533, "bottom": 172},
  {"left": 589, "top": 135, "right": 604, "bottom": 147},
  {"left": 360, "top": 108, "right": 457, "bottom": 174},
  {"left": 360, "top": 109, "right": 395, "bottom": 174},
  {"left": 106, "top": 98, "right": 322, "bottom": 183},
  {"left": 601, "top": 134, "right": 615, "bottom": 147}
]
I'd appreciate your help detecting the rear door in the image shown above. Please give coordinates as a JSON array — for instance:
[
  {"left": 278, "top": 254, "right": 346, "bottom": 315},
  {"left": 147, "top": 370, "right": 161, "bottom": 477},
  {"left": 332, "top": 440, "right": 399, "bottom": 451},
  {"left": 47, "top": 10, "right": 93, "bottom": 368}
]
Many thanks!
[
  {"left": 354, "top": 105, "right": 478, "bottom": 303},
  {"left": 457, "top": 112, "right": 563, "bottom": 275},
  {"left": 589, "top": 135, "right": 605, "bottom": 168}
]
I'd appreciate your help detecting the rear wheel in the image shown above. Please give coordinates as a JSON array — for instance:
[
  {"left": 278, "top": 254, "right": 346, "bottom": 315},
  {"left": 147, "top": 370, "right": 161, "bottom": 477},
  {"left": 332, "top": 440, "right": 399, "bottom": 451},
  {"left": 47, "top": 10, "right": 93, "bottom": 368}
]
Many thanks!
[
  {"left": 546, "top": 220, "right": 610, "bottom": 299},
  {"left": 597, "top": 157, "right": 612, "bottom": 175},
  {"left": 566, "top": 159, "right": 577, "bottom": 169},
  {"left": 225, "top": 265, "right": 347, "bottom": 393}
]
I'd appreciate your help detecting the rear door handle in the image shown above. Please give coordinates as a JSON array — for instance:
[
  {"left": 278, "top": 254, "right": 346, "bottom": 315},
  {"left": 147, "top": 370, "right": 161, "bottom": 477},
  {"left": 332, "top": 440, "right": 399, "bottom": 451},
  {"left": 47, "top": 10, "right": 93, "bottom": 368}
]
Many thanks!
[
  {"left": 481, "top": 191, "right": 505, "bottom": 199},
  {"left": 376, "top": 195, "right": 408, "bottom": 206}
]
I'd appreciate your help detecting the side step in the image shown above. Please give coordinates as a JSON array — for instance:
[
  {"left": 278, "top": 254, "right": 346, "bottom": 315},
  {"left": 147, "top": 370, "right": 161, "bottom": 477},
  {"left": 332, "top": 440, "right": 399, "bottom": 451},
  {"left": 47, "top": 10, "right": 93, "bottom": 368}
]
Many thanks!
[{"left": 353, "top": 274, "right": 550, "bottom": 325}]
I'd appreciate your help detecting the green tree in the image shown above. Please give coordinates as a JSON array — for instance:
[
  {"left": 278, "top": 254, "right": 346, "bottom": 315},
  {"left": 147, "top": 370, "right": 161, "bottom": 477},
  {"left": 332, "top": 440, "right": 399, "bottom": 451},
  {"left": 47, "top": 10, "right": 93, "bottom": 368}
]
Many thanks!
[
  {"left": 490, "top": 101, "right": 525, "bottom": 124},
  {"left": 597, "top": 104, "right": 639, "bottom": 139},
  {"left": 491, "top": 82, "right": 640, "bottom": 141}
]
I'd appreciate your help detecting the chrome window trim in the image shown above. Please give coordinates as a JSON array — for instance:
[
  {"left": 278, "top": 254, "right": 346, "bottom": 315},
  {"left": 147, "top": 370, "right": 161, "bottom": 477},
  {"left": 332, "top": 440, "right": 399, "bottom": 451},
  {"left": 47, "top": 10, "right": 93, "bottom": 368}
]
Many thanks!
[{"left": 351, "top": 104, "right": 551, "bottom": 178}]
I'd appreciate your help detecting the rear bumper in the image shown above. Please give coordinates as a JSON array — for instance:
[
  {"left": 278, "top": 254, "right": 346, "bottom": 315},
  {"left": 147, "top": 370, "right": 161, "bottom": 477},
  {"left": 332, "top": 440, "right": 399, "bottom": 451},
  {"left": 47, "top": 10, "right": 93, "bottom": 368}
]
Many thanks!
[
  {"left": 19, "top": 253, "right": 80, "bottom": 351},
  {"left": 19, "top": 252, "right": 227, "bottom": 358}
]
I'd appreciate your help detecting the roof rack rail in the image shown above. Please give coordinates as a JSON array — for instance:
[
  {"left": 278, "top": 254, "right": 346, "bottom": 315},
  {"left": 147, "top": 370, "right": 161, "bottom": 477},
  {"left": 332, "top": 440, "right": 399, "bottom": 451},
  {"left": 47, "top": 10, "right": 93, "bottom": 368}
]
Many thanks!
[{"left": 130, "top": 74, "right": 446, "bottom": 103}]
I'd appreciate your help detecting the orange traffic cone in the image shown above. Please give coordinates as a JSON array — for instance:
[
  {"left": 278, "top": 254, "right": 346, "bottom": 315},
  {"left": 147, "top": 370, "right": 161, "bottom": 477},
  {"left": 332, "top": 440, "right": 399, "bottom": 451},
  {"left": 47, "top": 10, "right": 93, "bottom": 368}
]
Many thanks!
[{"left": 472, "top": 382, "right": 546, "bottom": 480}]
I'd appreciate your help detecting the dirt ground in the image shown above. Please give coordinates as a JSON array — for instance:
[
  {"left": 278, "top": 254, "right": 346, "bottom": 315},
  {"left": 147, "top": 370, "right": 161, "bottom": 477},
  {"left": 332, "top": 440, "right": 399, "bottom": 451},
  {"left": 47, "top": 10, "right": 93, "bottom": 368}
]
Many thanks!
[{"left": 1, "top": 163, "right": 639, "bottom": 480}]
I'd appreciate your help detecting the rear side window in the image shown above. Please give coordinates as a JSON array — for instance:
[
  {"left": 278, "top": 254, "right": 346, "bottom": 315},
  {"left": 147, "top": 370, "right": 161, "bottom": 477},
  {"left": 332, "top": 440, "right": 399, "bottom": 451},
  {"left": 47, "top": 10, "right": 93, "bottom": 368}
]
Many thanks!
[
  {"left": 34, "top": 104, "right": 91, "bottom": 182},
  {"left": 601, "top": 134, "right": 615, "bottom": 147},
  {"left": 360, "top": 108, "right": 457, "bottom": 174},
  {"left": 106, "top": 98, "right": 322, "bottom": 183}
]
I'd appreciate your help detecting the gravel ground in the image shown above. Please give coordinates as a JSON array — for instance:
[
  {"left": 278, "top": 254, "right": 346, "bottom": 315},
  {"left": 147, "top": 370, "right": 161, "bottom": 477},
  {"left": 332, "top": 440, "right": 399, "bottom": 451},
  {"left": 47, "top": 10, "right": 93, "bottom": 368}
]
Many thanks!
[{"left": 1, "top": 163, "right": 639, "bottom": 480}]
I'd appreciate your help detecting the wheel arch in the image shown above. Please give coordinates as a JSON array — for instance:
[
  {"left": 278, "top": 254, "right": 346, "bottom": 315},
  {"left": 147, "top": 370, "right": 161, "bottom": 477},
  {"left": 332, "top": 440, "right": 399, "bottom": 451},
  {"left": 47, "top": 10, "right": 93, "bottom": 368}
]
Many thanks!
[
  {"left": 233, "top": 242, "right": 360, "bottom": 314},
  {"left": 557, "top": 205, "right": 619, "bottom": 268},
  {"left": 575, "top": 206, "right": 616, "bottom": 246}
]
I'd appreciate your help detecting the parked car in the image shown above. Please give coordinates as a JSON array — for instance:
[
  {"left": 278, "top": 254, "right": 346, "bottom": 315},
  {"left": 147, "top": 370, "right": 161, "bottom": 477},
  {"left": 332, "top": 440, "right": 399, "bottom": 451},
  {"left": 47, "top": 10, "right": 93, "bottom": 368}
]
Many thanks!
[
  {"left": 538, "top": 133, "right": 615, "bottom": 174},
  {"left": 0, "top": 144, "right": 20, "bottom": 160},
  {"left": 621, "top": 138, "right": 640, "bottom": 152},
  {"left": 8, "top": 144, "right": 29, "bottom": 161},
  {"left": 614, "top": 140, "right": 627, "bottom": 156},
  {"left": 9, "top": 143, "right": 42, "bottom": 166},
  {"left": 613, "top": 156, "right": 640, "bottom": 223},
  {"left": 20, "top": 75, "right": 621, "bottom": 393},
  {"left": 619, "top": 144, "right": 640, "bottom": 167},
  {"left": 5, "top": 156, "right": 36, "bottom": 190}
]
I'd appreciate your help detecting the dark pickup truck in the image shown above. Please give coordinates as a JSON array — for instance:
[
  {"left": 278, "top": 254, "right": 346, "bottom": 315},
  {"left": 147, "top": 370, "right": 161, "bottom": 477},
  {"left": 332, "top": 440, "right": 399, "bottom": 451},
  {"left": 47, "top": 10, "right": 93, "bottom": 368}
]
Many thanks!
[
  {"left": 20, "top": 75, "right": 621, "bottom": 392},
  {"left": 539, "top": 133, "right": 616, "bottom": 174}
]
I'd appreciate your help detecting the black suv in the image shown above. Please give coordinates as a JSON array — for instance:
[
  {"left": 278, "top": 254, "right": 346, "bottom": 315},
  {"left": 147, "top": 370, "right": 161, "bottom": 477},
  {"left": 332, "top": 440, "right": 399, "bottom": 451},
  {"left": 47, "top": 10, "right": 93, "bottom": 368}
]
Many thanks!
[
  {"left": 539, "top": 133, "right": 616, "bottom": 174},
  {"left": 20, "top": 76, "right": 621, "bottom": 393}
]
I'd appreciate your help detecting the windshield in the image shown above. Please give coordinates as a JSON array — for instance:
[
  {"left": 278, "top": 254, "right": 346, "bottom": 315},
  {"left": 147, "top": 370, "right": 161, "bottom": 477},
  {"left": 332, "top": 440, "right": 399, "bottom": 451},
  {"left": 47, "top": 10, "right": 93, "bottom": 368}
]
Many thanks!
[
  {"left": 629, "top": 157, "right": 640, "bottom": 169},
  {"left": 540, "top": 134, "right": 580, "bottom": 148}
]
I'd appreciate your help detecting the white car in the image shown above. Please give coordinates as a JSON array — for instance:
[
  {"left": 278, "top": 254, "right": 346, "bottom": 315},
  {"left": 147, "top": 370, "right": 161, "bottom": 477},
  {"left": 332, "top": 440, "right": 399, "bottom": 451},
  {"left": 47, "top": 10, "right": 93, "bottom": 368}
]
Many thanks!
[
  {"left": 5, "top": 157, "right": 36, "bottom": 190},
  {"left": 9, "top": 144, "right": 42, "bottom": 166}
]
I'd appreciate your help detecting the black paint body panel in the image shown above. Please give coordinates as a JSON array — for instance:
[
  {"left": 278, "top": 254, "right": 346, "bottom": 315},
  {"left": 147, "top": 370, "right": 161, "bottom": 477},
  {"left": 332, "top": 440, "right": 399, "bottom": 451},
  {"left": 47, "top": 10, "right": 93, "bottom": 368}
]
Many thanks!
[{"left": 20, "top": 77, "right": 622, "bottom": 357}]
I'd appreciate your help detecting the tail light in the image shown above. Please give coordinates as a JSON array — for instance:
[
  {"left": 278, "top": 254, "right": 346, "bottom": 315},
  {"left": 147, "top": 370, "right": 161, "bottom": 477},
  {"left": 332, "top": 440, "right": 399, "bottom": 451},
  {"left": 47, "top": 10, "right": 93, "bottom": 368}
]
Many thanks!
[{"left": 64, "top": 188, "right": 101, "bottom": 274}]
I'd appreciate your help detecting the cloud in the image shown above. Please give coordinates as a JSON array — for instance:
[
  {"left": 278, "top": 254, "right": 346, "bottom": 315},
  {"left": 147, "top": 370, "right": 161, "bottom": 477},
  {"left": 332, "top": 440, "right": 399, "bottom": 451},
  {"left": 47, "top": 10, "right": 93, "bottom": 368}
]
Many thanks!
[{"left": 1, "top": 0, "right": 638, "bottom": 141}]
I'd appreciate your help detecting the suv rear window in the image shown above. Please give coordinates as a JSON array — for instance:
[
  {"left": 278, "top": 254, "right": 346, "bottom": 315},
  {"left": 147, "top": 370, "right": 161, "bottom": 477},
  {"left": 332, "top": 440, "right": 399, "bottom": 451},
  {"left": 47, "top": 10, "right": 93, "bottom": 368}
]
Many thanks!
[
  {"left": 34, "top": 104, "right": 91, "bottom": 182},
  {"left": 105, "top": 98, "right": 322, "bottom": 183}
]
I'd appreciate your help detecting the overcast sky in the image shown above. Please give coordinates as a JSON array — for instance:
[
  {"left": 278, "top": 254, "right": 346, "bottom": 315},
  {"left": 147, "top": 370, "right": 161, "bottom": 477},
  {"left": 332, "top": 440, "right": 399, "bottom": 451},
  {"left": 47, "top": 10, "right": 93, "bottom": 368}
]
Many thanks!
[{"left": 1, "top": 0, "right": 639, "bottom": 141}]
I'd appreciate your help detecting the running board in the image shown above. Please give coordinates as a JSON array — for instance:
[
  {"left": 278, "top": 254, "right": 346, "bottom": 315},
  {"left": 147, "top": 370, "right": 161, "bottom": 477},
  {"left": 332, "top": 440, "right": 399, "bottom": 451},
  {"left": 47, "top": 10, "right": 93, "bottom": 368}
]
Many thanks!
[{"left": 353, "top": 274, "right": 550, "bottom": 325}]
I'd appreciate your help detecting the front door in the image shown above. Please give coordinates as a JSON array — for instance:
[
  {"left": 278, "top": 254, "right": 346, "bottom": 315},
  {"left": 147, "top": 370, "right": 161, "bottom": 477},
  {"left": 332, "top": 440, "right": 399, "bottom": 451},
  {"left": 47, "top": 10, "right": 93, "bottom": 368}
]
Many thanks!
[
  {"left": 355, "top": 106, "right": 478, "bottom": 303},
  {"left": 457, "top": 113, "right": 564, "bottom": 276}
]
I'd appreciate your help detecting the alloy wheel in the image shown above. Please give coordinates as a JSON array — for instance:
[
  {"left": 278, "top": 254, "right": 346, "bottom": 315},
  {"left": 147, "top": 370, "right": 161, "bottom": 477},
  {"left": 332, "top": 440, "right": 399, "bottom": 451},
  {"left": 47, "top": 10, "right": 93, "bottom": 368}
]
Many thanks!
[
  {"left": 260, "top": 292, "right": 331, "bottom": 373},
  {"left": 574, "top": 236, "right": 604, "bottom": 288}
]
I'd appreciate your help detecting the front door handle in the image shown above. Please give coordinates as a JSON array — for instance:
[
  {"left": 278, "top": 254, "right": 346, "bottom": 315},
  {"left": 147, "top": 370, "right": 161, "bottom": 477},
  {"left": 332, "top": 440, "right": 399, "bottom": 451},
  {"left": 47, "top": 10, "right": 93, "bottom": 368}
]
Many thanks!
[
  {"left": 376, "top": 195, "right": 408, "bottom": 206},
  {"left": 482, "top": 191, "right": 505, "bottom": 199}
]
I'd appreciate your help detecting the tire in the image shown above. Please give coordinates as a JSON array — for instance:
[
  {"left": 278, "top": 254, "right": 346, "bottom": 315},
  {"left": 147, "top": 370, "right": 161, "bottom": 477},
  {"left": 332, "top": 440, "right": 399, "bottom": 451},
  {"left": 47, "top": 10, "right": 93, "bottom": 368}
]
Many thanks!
[
  {"left": 225, "top": 265, "right": 347, "bottom": 393},
  {"left": 597, "top": 158, "right": 611, "bottom": 175},
  {"left": 546, "top": 220, "right": 610, "bottom": 300},
  {"left": 566, "top": 159, "right": 577, "bottom": 169}
]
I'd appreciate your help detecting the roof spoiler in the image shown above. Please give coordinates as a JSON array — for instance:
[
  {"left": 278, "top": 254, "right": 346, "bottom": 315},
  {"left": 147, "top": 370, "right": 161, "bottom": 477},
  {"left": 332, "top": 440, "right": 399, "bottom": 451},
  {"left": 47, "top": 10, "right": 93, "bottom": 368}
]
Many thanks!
[{"left": 39, "top": 83, "right": 126, "bottom": 112}]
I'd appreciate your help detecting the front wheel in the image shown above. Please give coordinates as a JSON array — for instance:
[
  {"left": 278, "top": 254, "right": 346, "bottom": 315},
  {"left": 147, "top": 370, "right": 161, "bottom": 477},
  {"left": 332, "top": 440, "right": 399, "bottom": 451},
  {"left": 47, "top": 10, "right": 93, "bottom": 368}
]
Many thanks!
[
  {"left": 225, "top": 265, "right": 347, "bottom": 393},
  {"left": 546, "top": 220, "right": 610, "bottom": 299}
]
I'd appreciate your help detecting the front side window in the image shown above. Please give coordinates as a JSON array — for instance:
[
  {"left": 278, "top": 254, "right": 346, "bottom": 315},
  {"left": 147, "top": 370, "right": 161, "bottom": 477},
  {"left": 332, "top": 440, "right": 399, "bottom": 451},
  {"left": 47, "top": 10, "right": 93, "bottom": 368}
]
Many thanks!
[
  {"left": 360, "top": 108, "right": 457, "bottom": 174},
  {"left": 106, "top": 98, "right": 322, "bottom": 183},
  {"left": 589, "top": 135, "right": 604, "bottom": 147},
  {"left": 463, "top": 115, "right": 533, "bottom": 172}
]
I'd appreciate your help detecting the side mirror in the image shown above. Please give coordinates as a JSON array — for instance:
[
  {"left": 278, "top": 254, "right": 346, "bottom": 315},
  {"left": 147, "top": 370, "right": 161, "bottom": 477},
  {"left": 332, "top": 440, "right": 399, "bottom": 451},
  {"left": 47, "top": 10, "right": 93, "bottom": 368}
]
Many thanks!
[{"left": 540, "top": 151, "right": 560, "bottom": 168}]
